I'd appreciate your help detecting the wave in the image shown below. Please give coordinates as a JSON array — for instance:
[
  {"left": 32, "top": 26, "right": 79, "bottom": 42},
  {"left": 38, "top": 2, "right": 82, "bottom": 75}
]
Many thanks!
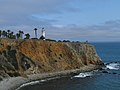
[
  {"left": 16, "top": 80, "right": 40, "bottom": 90},
  {"left": 106, "top": 62, "right": 120, "bottom": 70},
  {"left": 73, "top": 72, "right": 94, "bottom": 78},
  {"left": 73, "top": 62, "right": 120, "bottom": 78},
  {"left": 16, "top": 76, "right": 60, "bottom": 90}
]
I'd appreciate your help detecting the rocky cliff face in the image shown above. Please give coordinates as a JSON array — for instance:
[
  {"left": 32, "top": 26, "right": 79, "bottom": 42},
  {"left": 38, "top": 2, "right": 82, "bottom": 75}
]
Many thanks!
[{"left": 0, "top": 39, "right": 103, "bottom": 80}]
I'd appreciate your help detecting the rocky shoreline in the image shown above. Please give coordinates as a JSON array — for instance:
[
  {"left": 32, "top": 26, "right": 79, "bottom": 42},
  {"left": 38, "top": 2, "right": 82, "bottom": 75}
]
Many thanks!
[
  {"left": 0, "top": 39, "right": 104, "bottom": 90},
  {"left": 0, "top": 64, "right": 102, "bottom": 90}
]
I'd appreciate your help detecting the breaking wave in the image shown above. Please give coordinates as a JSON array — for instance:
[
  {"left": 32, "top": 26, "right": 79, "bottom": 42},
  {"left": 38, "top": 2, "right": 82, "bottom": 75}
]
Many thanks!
[
  {"left": 16, "top": 80, "right": 40, "bottom": 90},
  {"left": 73, "top": 71, "right": 95, "bottom": 78},
  {"left": 16, "top": 77, "right": 60, "bottom": 90},
  {"left": 16, "top": 62, "right": 120, "bottom": 90},
  {"left": 73, "top": 62, "right": 120, "bottom": 78},
  {"left": 106, "top": 62, "right": 120, "bottom": 70}
]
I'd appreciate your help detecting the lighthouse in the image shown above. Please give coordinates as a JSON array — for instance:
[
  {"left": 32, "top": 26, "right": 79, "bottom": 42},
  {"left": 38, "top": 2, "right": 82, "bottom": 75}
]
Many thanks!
[
  {"left": 40, "top": 28, "right": 46, "bottom": 40},
  {"left": 42, "top": 28, "right": 45, "bottom": 38}
]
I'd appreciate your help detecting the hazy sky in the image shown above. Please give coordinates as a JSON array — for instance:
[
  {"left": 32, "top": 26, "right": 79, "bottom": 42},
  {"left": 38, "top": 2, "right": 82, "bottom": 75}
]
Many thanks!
[{"left": 0, "top": 0, "right": 120, "bottom": 42}]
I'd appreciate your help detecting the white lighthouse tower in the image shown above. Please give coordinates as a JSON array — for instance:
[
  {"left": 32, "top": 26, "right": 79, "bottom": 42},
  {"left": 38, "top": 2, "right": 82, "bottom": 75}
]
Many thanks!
[
  {"left": 40, "top": 28, "right": 46, "bottom": 40},
  {"left": 42, "top": 28, "right": 45, "bottom": 38}
]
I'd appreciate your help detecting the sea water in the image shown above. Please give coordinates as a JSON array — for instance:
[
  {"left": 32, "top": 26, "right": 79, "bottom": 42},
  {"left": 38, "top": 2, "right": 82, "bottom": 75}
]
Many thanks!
[{"left": 18, "top": 42, "right": 120, "bottom": 90}]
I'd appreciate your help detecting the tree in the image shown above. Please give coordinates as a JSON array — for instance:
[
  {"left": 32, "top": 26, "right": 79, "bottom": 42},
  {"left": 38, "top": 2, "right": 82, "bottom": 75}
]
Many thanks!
[
  {"left": 46, "top": 39, "right": 56, "bottom": 42},
  {"left": 19, "top": 30, "right": 24, "bottom": 39},
  {"left": 34, "top": 28, "right": 37, "bottom": 38},
  {"left": 2, "top": 30, "right": 7, "bottom": 38},
  {"left": 11, "top": 35, "right": 16, "bottom": 39},
  {"left": 58, "top": 40, "right": 62, "bottom": 42},
  {"left": 16, "top": 33, "right": 20, "bottom": 39},
  {"left": 0, "top": 30, "right": 1, "bottom": 37},
  {"left": 25, "top": 33, "right": 30, "bottom": 39},
  {"left": 9, "top": 32, "right": 14, "bottom": 39},
  {"left": 7, "top": 30, "right": 10, "bottom": 38},
  {"left": 63, "top": 40, "right": 70, "bottom": 42}
]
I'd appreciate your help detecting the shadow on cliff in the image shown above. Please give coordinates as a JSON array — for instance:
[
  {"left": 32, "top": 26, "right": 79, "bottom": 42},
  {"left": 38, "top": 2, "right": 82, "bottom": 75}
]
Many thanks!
[{"left": 0, "top": 45, "right": 38, "bottom": 80}]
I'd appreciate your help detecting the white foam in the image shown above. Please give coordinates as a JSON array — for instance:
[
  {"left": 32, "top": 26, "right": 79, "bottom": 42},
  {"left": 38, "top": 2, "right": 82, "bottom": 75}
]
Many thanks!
[
  {"left": 16, "top": 77, "right": 60, "bottom": 90},
  {"left": 74, "top": 72, "right": 93, "bottom": 78},
  {"left": 106, "top": 63, "right": 120, "bottom": 70},
  {"left": 40, "top": 79, "right": 46, "bottom": 82},
  {"left": 16, "top": 80, "right": 40, "bottom": 90}
]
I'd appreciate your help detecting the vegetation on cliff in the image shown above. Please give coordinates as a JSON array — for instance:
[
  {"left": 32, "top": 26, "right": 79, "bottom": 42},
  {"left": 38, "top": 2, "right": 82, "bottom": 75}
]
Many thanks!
[{"left": 0, "top": 28, "right": 44, "bottom": 39}]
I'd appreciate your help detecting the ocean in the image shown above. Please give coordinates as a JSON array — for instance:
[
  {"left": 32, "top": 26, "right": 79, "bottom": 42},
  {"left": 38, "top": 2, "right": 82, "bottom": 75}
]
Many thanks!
[{"left": 18, "top": 42, "right": 120, "bottom": 90}]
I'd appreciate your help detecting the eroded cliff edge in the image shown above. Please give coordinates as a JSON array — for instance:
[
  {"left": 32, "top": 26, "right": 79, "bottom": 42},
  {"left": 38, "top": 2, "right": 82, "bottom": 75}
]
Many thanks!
[{"left": 0, "top": 39, "right": 104, "bottom": 80}]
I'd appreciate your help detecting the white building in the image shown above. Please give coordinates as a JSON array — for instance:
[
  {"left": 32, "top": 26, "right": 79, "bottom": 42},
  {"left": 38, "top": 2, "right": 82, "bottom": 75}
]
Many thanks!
[{"left": 40, "top": 28, "right": 45, "bottom": 40}]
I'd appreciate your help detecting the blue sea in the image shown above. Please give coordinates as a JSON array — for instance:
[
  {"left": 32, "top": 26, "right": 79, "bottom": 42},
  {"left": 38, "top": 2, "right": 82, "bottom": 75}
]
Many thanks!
[{"left": 18, "top": 42, "right": 120, "bottom": 90}]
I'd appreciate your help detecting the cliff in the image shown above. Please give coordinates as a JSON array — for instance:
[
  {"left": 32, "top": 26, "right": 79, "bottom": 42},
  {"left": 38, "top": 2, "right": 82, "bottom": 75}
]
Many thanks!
[{"left": 0, "top": 38, "right": 103, "bottom": 80}]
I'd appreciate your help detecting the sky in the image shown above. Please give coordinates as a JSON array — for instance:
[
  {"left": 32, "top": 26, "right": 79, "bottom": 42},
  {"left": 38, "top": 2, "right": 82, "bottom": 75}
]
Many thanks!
[{"left": 0, "top": 0, "right": 120, "bottom": 42}]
